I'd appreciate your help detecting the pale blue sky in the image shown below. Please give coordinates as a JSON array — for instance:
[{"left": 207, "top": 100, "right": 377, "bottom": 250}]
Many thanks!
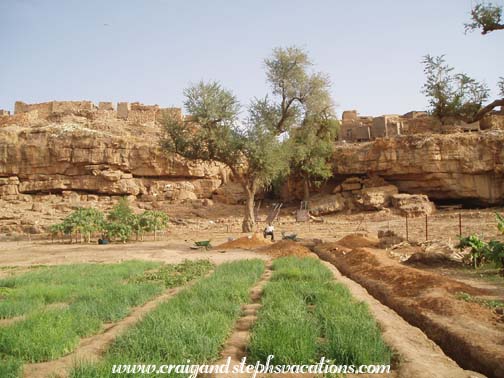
[{"left": 0, "top": 0, "right": 502, "bottom": 116}]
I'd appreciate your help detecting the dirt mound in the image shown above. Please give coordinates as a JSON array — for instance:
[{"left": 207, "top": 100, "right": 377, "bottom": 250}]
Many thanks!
[
  {"left": 217, "top": 233, "right": 272, "bottom": 250},
  {"left": 405, "top": 252, "right": 462, "bottom": 268},
  {"left": 321, "top": 245, "right": 483, "bottom": 297},
  {"left": 377, "top": 230, "right": 405, "bottom": 248},
  {"left": 314, "top": 243, "right": 503, "bottom": 378},
  {"left": 336, "top": 233, "right": 379, "bottom": 249},
  {"left": 257, "top": 240, "right": 315, "bottom": 258}
]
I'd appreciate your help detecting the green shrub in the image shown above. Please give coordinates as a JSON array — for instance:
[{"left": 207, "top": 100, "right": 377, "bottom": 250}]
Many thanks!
[
  {"left": 50, "top": 198, "right": 170, "bottom": 244},
  {"left": 50, "top": 208, "right": 105, "bottom": 242}
]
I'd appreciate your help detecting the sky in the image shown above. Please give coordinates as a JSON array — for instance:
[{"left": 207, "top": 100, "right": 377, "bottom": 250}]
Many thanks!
[{"left": 0, "top": 0, "right": 502, "bottom": 117}]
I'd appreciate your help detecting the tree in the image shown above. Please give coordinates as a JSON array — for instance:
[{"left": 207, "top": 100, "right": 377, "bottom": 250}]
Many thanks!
[
  {"left": 465, "top": 2, "right": 504, "bottom": 34},
  {"left": 263, "top": 46, "right": 334, "bottom": 133},
  {"left": 290, "top": 115, "right": 339, "bottom": 201},
  {"left": 51, "top": 208, "right": 105, "bottom": 243},
  {"left": 162, "top": 81, "right": 291, "bottom": 232},
  {"left": 137, "top": 210, "right": 169, "bottom": 240},
  {"left": 257, "top": 47, "right": 338, "bottom": 201},
  {"left": 421, "top": 55, "right": 497, "bottom": 124},
  {"left": 105, "top": 197, "right": 135, "bottom": 242},
  {"left": 162, "top": 46, "right": 336, "bottom": 231}
]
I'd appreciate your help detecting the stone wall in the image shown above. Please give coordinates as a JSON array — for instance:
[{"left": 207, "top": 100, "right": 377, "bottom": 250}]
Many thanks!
[
  {"left": 14, "top": 101, "right": 54, "bottom": 118},
  {"left": 340, "top": 111, "right": 403, "bottom": 142},
  {"left": 0, "top": 110, "right": 40, "bottom": 127},
  {"left": 371, "top": 115, "right": 403, "bottom": 138},
  {"left": 6, "top": 100, "right": 182, "bottom": 126},
  {"left": 339, "top": 110, "right": 502, "bottom": 140}
]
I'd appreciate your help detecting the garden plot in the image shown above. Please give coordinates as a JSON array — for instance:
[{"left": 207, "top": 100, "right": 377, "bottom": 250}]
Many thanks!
[
  {"left": 0, "top": 260, "right": 213, "bottom": 378},
  {"left": 70, "top": 259, "right": 265, "bottom": 378},
  {"left": 248, "top": 257, "right": 392, "bottom": 367},
  {"left": 314, "top": 241, "right": 504, "bottom": 378}
]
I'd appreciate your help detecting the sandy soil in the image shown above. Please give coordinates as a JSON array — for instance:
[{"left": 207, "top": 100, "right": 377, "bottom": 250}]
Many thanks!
[
  {"left": 0, "top": 239, "right": 269, "bottom": 268},
  {"left": 315, "top": 239, "right": 504, "bottom": 378}
]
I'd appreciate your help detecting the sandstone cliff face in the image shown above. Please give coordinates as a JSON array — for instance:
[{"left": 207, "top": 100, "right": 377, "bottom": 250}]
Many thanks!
[
  {"left": 332, "top": 130, "right": 504, "bottom": 204},
  {"left": 0, "top": 120, "right": 224, "bottom": 199}
]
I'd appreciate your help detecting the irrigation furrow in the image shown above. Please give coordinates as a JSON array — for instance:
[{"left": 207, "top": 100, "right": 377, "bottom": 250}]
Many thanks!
[
  {"left": 22, "top": 271, "right": 214, "bottom": 378},
  {"left": 316, "top": 257, "right": 485, "bottom": 378},
  {"left": 210, "top": 261, "right": 274, "bottom": 378}
]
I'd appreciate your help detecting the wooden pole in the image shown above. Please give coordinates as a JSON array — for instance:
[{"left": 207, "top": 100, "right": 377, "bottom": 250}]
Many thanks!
[
  {"left": 405, "top": 214, "right": 409, "bottom": 242},
  {"left": 425, "top": 214, "right": 428, "bottom": 241},
  {"left": 459, "top": 213, "right": 462, "bottom": 237}
]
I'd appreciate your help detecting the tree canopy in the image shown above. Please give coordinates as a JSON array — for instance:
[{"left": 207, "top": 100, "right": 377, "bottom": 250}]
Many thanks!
[
  {"left": 162, "top": 46, "right": 337, "bottom": 231},
  {"left": 465, "top": 2, "right": 504, "bottom": 34},
  {"left": 162, "top": 81, "right": 291, "bottom": 232},
  {"left": 289, "top": 115, "right": 339, "bottom": 200},
  {"left": 263, "top": 46, "right": 334, "bottom": 133},
  {"left": 421, "top": 54, "right": 496, "bottom": 124}
]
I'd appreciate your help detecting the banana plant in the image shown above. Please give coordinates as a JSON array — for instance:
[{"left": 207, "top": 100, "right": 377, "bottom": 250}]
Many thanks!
[{"left": 458, "top": 234, "right": 491, "bottom": 268}]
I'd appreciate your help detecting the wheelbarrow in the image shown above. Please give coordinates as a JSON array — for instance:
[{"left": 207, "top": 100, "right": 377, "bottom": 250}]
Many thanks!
[
  {"left": 282, "top": 232, "right": 298, "bottom": 241},
  {"left": 191, "top": 240, "right": 212, "bottom": 250}
]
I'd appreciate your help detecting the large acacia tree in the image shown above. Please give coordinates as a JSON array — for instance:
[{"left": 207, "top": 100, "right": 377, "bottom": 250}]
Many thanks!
[
  {"left": 162, "top": 81, "right": 290, "bottom": 232},
  {"left": 255, "top": 47, "right": 338, "bottom": 200},
  {"left": 162, "top": 46, "right": 337, "bottom": 231}
]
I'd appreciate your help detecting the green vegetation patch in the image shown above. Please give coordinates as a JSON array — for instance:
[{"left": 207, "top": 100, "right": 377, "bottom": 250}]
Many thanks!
[
  {"left": 248, "top": 257, "right": 391, "bottom": 366},
  {"left": 132, "top": 259, "right": 213, "bottom": 288},
  {"left": 0, "top": 355, "right": 22, "bottom": 378},
  {"left": 456, "top": 291, "right": 504, "bottom": 310},
  {"left": 0, "top": 259, "right": 213, "bottom": 376},
  {"left": 70, "top": 259, "right": 265, "bottom": 378}
]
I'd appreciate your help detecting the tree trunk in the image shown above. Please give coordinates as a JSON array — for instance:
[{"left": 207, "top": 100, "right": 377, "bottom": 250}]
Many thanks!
[
  {"left": 242, "top": 185, "right": 256, "bottom": 233},
  {"left": 471, "top": 98, "right": 504, "bottom": 122},
  {"left": 303, "top": 177, "right": 310, "bottom": 202},
  {"left": 482, "top": 24, "right": 504, "bottom": 34}
]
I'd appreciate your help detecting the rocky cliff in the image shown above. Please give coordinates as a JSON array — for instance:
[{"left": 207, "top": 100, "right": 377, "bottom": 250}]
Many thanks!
[
  {"left": 1, "top": 113, "right": 503, "bottom": 210},
  {"left": 332, "top": 130, "right": 504, "bottom": 204},
  {"left": 0, "top": 117, "right": 225, "bottom": 201}
]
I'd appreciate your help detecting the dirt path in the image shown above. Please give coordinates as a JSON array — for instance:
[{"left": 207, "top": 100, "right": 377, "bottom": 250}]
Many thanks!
[
  {"left": 23, "top": 272, "right": 214, "bottom": 378},
  {"left": 209, "top": 261, "right": 273, "bottom": 378},
  {"left": 0, "top": 240, "right": 269, "bottom": 267}
]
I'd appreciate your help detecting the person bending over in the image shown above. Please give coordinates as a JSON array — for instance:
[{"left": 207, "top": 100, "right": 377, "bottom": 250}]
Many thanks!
[{"left": 263, "top": 224, "right": 275, "bottom": 241}]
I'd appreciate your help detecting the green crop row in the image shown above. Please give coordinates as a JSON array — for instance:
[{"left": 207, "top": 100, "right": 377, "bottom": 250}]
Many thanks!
[
  {"left": 0, "top": 259, "right": 214, "bottom": 377},
  {"left": 248, "top": 257, "right": 391, "bottom": 366},
  {"left": 70, "top": 259, "right": 265, "bottom": 378}
]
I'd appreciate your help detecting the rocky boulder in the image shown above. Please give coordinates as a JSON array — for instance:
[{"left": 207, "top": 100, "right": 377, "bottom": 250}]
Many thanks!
[
  {"left": 391, "top": 193, "right": 436, "bottom": 217},
  {"left": 354, "top": 185, "right": 399, "bottom": 210},
  {"left": 212, "top": 182, "right": 247, "bottom": 205},
  {"left": 309, "top": 194, "right": 346, "bottom": 216}
]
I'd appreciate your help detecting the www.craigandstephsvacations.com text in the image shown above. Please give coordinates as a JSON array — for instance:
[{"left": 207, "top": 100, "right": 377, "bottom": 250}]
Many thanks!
[{"left": 111, "top": 355, "right": 391, "bottom": 376}]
